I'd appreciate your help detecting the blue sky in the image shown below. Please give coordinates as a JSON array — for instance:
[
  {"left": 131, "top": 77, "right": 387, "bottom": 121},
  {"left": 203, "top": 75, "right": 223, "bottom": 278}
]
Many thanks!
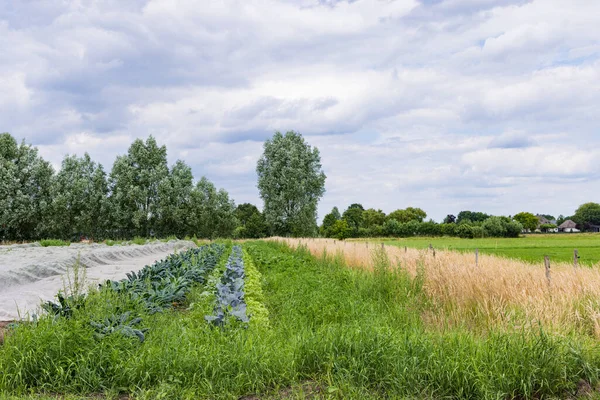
[{"left": 1, "top": 0, "right": 599, "bottom": 222}]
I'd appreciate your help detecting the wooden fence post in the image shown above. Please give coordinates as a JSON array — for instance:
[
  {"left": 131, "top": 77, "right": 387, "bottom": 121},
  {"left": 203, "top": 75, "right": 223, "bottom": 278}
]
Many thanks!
[
  {"left": 544, "top": 255, "right": 551, "bottom": 287},
  {"left": 574, "top": 249, "right": 579, "bottom": 268},
  {"left": 475, "top": 248, "right": 479, "bottom": 267},
  {"left": 404, "top": 246, "right": 407, "bottom": 252}
]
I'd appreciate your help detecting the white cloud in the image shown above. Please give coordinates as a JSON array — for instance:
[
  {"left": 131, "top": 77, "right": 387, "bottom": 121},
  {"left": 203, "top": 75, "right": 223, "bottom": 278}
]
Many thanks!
[{"left": 1, "top": 0, "right": 599, "bottom": 222}]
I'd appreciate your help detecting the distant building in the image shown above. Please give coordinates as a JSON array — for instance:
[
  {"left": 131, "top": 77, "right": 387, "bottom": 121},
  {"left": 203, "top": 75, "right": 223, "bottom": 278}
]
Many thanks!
[
  {"left": 558, "top": 220, "right": 580, "bottom": 233},
  {"left": 536, "top": 215, "right": 558, "bottom": 233},
  {"left": 590, "top": 224, "right": 600, "bottom": 233}
]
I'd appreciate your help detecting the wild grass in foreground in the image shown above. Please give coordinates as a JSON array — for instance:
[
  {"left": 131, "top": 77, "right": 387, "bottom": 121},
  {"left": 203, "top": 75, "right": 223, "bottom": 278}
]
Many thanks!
[{"left": 1, "top": 241, "right": 600, "bottom": 399}]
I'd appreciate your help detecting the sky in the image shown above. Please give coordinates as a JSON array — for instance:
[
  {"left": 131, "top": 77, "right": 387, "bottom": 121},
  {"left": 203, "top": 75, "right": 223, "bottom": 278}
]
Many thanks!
[{"left": 1, "top": 0, "right": 599, "bottom": 222}]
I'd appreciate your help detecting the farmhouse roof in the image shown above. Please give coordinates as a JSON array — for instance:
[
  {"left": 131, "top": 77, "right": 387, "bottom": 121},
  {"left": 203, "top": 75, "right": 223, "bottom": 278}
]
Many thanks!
[
  {"left": 558, "top": 220, "right": 577, "bottom": 229},
  {"left": 537, "top": 215, "right": 551, "bottom": 225}
]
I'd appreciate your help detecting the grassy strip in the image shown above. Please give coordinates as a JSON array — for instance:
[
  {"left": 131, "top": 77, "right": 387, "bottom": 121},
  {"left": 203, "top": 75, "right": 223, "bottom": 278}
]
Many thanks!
[
  {"left": 246, "top": 241, "right": 600, "bottom": 399},
  {"left": 242, "top": 248, "right": 270, "bottom": 328},
  {"left": 371, "top": 234, "right": 600, "bottom": 265}
]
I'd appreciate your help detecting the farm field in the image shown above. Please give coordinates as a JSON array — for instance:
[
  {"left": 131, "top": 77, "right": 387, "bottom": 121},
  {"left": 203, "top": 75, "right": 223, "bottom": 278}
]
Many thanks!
[
  {"left": 3, "top": 239, "right": 600, "bottom": 399},
  {"left": 356, "top": 233, "right": 600, "bottom": 266}
]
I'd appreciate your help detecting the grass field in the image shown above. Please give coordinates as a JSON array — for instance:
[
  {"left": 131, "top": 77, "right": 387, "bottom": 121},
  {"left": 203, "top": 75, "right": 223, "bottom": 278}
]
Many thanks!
[
  {"left": 3, "top": 239, "right": 600, "bottom": 399},
  {"left": 355, "top": 233, "right": 600, "bottom": 266}
]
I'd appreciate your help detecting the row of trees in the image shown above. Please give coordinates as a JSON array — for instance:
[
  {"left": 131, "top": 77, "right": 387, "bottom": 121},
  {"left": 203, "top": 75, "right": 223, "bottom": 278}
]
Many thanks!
[
  {"left": 319, "top": 204, "right": 523, "bottom": 239},
  {"left": 1, "top": 130, "right": 326, "bottom": 242},
  {"left": 3, "top": 128, "right": 597, "bottom": 242},
  {"left": 319, "top": 202, "right": 600, "bottom": 240},
  {"left": 1, "top": 133, "right": 239, "bottom": 240}
]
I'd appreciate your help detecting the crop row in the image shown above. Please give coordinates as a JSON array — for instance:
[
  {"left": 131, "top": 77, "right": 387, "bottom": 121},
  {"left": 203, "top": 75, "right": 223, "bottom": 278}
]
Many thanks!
[
  {"left": 205, "top": 245, "right": 249, "bottom": 326},
  {"left": 104, "top": 243, "right": 225, "bottom": 313},
  {"left": 42, "top": 243, "right": 226, "bottom": 342}
]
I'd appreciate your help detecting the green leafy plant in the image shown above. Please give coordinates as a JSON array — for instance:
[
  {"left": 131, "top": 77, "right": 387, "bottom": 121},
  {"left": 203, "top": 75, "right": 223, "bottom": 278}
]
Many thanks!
[{"left": 90, "top": 311, "right": 148, "bottom": 342}]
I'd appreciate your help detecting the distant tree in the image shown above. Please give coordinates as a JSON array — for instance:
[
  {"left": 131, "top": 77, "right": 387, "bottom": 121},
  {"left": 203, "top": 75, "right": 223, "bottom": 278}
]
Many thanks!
[
  {"left": 0, "top": 133, "right": 54, "bottom": 240},
  {"left": 540, "top": 214, "right": 556, "bottom": 222},
  {"left": 235, "top": 203, "right": 267, "bottom": 239},
  {"left": 256, "top": 131, "right": 326, "bottom": 237},
  {"left": 190, "top": 177, "right": 237, "bottom": 239},
  {"left": 457, "top": 211, "right": 490, "bottom": 224},
  {"left": 156, "top": 160, "right": 194, "bottom": 237},
  {"left": 108, "top": 136, "right": 169, "bottom": 237},
  {"left": 573, "top": 203, "right": 600, "bottom": 229},
  {"left": 342, "top": 203, "right": 364, "bottom": 236},
  {"left": 443, "top": 214, "right": 456, "bottom": 224},
  {"left": 482, "top": 217, "right": 506, "bottom": 237},
  {"left": 387, "top": 207, "right": 427, "bottom": 223},
  {"left": 482, "top": 216, "right": 522, "bottom": 238},
  {"left": 363, "top": 208, "right": 386, "bottom": 229},
  {"left": 330, "top": 219, "right": 351, "bottom": 240},
  {"left": 320, "top": 207, "right": 341, "bottom": 237},
  {"left": 50, "top": 153, "right": 108, "bottom": 240},
  {"left": 513, "top": 212, "right": 538, "bottom": 232}
]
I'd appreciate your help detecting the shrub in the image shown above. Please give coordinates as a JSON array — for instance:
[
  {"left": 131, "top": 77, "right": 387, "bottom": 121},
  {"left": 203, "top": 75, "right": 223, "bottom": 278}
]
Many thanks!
[
  {"left": 440, "top": 223, "right": 457, "bottom": 236},
  {"left": 482, "top": 217, "right": 506, "bottom": 237},
  {"left": 39, "top": 239, "right": 70, "bottom": 247},
  {"left": 456, "top": 224, "right": 474, "bottom": 239}
]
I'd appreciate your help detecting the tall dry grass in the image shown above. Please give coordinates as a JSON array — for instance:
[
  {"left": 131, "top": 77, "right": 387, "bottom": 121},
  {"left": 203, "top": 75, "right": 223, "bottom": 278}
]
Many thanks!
[{"left": 271, "top": 237, "right": 600, "bottom": 337}]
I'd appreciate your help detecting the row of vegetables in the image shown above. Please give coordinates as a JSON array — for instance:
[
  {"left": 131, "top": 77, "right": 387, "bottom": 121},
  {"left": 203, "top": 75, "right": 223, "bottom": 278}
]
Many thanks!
[
  {"left": 205, "top": 245, "right": 249, "bottom": 325},
  {"left": 42, "top": 243, "right": 226, "bottom": 342},
  {"left": 40, "top": 242, "right": 270, "bottom": 343}
]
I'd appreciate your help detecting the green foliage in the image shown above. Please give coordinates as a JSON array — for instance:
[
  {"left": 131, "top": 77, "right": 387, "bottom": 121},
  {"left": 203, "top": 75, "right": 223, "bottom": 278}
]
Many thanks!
[
  {"left": 256, "top": 131, "right": 326, "bottom": 237},
  {"left": 514, "top": 212, "right": 539, "bottom": 231},
  {"left": 342, "top": 203, "right": 364, "bottom": 237},
  {"left": 456, "top": 223, "right": 475, "bottom": 238},
  {"left": 387, "top": 207, "right": 427, "bottom": 223},
  {"left": 189, "top": 177, "right": 238, "bottom": 239},
  {"left": 0, "top": 133, "right": 239, "bottom": 241},
  {"left": 39, "top": 239, "right": 70, "bottom": 247},
  {"left": 0, "top": 133, "right": 54, "bottom": 241},
  {"left": 108, "top": 136, "right": 169, "bottom": 237},
  {"left": 330, "top": 219, "right": 351, "bottom": 240},
  {"left": 49, "top": 153, "right": 109, "bottom": 240},
  {"left": 457, "top": 211, "right": 490, "bottom": 224},
  {"left": 242, "top": 249, "right": 270, "bottom": 328},
  {"left": 235, "top": 203, "right": 268, "bottom": 238},
  {"left": 90, "top": 312, "right": 147, "bottom": 342},
  {"left": 573, "top": 202, "right": 600, "bottom": 229},
  {"left": 155, "top": 160, "right": 195, "bottom": 237},
  {"left": 319, "top": 206, "right": 341, "bottom": 237},
  {"left": 482, "top": 216, "right": 522, "bottom": 238},
  {"left": 362, "top": 208, "right": 386, "bottom": 229}
]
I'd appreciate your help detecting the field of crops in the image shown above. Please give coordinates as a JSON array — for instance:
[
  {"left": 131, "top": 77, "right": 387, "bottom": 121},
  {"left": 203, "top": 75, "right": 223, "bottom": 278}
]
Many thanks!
[
  {"left": 3, "top": 240, "right": 600, "bottom": 399},
  {"left": 361, "top": 233, "right": 600, "bottom": 266}
]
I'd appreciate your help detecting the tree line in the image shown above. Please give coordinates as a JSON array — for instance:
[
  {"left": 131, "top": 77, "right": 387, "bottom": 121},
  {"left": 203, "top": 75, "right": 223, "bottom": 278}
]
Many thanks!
[
  {"left": 0, "top": 131, "right": 325, "bottom": 242},
  {"left": 0, "top": 133, "right": 242, "bottom": 241},
  {"left": 319, "top": 203, "right": 600, "bottom": 240},
  {"left": 3, "top": 129, "right": 598, "bottom": 242}
]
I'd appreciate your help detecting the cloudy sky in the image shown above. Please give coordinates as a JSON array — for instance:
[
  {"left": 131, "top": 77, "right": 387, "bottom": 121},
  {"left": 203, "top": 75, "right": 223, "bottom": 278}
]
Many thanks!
[{"left": 1, "top": 0, "right": 599, "bottom": 222}]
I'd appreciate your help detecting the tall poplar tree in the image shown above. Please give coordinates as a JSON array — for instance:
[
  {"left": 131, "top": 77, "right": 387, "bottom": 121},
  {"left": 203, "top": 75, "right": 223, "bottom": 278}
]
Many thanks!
[{"left": 256, "top": 131, "right": 326, "bottom": 237}]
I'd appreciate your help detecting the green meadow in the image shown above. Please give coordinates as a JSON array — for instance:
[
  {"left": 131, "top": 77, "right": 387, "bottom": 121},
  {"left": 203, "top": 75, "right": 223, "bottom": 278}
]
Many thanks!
[{"left": 361, "top": 233, "right": 600, "bottom": 266}]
